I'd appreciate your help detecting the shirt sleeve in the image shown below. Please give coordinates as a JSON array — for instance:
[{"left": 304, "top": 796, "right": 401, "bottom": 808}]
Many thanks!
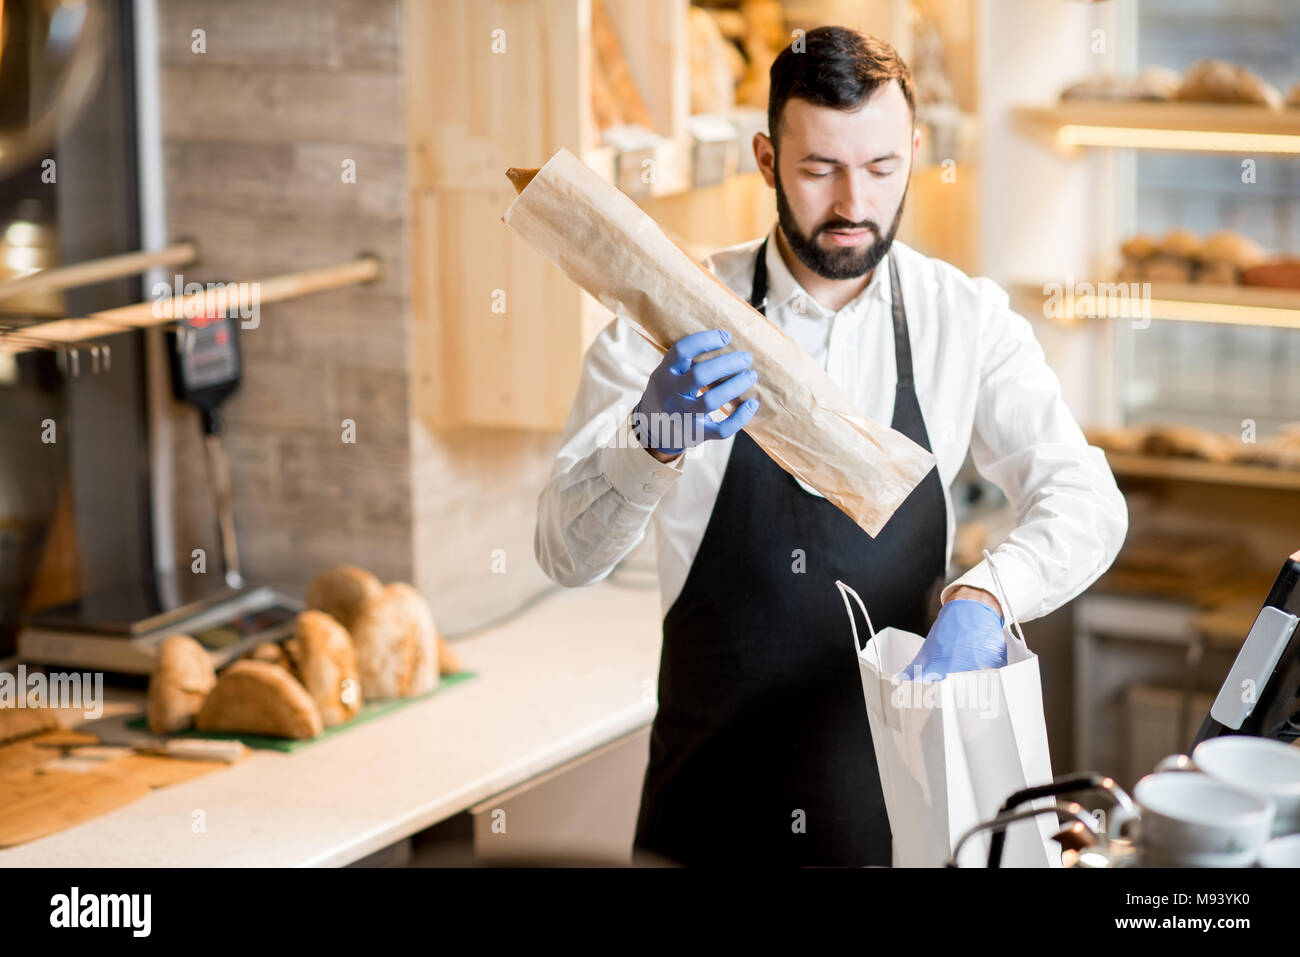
[
  {"left": 534, "top": 316, "right": 684, "bottom": 587},
  {"left": 940, "top": 281, "right": 1129, "bottom": 624}
]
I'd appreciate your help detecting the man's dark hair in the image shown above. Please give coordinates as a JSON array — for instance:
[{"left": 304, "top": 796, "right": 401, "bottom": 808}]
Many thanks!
[{"left": 767, "top": 26, "right": 916, "bottom": 151}]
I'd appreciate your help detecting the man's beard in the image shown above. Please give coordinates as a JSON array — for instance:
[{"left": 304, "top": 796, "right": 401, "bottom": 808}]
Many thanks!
[{"left": 774, "top": 165, "right": 908, "bottom": 281}]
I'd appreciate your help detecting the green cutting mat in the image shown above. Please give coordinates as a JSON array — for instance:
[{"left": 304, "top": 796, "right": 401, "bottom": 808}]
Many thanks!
[{"left": 126, "top": 671, "right": 476, "bottom": 752}]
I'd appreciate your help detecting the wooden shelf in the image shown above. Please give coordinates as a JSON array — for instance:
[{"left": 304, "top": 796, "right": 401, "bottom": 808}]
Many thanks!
[
  {"left": 1012, "top": 280, "right": 1300, "bottom": 330},
  {"left": 1014, "top": 101, "right": 1300, "bottom": 155},
  {"left": 1103, "top": 451, "right": 1300, "bottom": 492}
]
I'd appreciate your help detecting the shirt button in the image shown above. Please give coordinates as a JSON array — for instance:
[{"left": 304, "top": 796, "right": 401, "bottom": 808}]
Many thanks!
[
  {"left": 642, "top": 483, "right": 655, "bottom": 493},
  {"left": 653, "top": 471, "right": 668, "bottom": 480}
]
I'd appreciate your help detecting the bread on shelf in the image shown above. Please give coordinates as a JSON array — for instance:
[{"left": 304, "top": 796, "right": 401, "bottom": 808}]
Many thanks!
[
  {"left": 1116, "top": 229, "right": 1273, "bottom": 285},
  {"left": 1175, "top": 59, "right": 1283, "bottom": 110},
  {"left": 1198, "top": 230, "right": 1266, "bottom": 283},
  {"left": 1060, "top": 67, "right": 1181, "bottom": 102},
  {"left": 591, "top": 0, "right": 654, "bottom": 131},
  {"left": 1242, "top": 259, "right": 1300, "bottom": 290}
]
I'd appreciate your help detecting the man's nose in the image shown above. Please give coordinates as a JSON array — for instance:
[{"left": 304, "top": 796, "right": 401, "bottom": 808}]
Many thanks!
[{"left": 832, "top": 169, "right": 873, "bottom": 226}]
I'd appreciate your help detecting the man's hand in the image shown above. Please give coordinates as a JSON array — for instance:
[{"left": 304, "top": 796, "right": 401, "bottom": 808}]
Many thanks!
[
  {"left": 633, "top": 329, "right": 759, "bottom": 459},
  {"left": 899, "top": 595, "right": 1008, "bottom": 681}
]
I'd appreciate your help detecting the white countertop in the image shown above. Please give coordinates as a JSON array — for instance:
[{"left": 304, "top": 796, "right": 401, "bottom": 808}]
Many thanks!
[{"left": 0, "top": 578, "right": 663, "bottom": 867}]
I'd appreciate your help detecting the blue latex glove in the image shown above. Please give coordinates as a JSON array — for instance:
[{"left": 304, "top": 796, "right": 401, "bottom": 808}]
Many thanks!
[
  {"left": 900, "top": 599, "right": 1008, "bottom": 681},
  {"left": 633, "top": 329, "right": 759, "bottom": 456}
]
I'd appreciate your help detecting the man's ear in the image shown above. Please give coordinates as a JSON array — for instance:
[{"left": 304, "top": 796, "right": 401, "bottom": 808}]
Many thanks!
[
  {"left": 754, "top": 131, "right": 776, "bottom": 188},
  {"left": 911, "top": 125, "right": 922, "bottom": 161}
]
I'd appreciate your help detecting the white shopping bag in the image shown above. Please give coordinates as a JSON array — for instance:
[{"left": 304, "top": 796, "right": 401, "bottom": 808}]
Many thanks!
[{"left": 838, "top": 551, "right": 1061, "bottom": 868}]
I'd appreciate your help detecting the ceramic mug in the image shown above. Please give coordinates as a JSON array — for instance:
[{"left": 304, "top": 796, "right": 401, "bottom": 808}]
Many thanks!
[
  {"left": 1157, "top": 736, "right": 1300, "bottom": 836},
  {"left": 1259, "top": 833, "right": 1300, "bottom": 867},
  {"left": 1133, "top": 771, "right": 1274, "bottom": 867}
]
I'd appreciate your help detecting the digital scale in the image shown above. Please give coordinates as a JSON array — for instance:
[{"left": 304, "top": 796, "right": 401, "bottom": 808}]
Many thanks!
[
  {"left": 18, "top": 578, "right": 300, "bottom": 675},
  {"left": 17, "top": 307, "right": 300, "bottom": 676}
]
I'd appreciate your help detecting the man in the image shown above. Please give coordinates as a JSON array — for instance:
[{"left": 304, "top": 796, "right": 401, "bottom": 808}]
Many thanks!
[{"left": 534, "top": 27, "right": 1127, "bottom": 867}]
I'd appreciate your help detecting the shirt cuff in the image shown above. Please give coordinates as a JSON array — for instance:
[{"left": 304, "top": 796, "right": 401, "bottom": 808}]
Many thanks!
[
  {"left": 941, "top": 549, "right": 1042, "bottom": 628},
  {"left": 596, "top": 413, "right": 684, "bottom": 507}
]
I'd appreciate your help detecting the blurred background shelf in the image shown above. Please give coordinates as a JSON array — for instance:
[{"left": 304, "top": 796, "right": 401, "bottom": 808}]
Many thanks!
[
  {"left": 1102, "top": 450, "right": 1300, "bottom": 492},
  {"left": 1013, "top": 280, "right": 1300, "bottom": 330},
  {"left": 410, "top": 0, "right": 984, "bottom": 430},
  {"left": 1014, "top": 101, "right": 1300, "bottom": 155}
]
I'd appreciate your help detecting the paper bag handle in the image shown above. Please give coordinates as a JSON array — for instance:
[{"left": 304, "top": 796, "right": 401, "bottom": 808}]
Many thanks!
[
  {"left": 982, "top": 548, "right": 1027, "bottom": 647},
  {"left": 835, "top": 579, "right": 884, "bottom": 672}
]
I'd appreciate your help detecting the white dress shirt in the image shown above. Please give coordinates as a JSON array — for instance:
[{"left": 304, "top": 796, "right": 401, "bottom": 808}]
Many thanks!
[{"left": 534, "top": 228, "right": 1128, "bottom": 625}]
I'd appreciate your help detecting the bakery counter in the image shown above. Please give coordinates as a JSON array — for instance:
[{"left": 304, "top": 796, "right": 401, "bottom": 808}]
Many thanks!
[{"left": 0, "top": 579, "right": 663, "bottom": 867}]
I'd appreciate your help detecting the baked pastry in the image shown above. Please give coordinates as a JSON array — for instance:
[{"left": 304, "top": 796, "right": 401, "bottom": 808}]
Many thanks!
[
  {"left": 196, "top": 660, "right": 322, "bottom": 740},
  {"left": 305, "top": 564, "right": 382, "bottom": 632},
  {"left": 1141, "top": 424, "right": 1236, "bottom": 463},
  {"left": 437, "top": 634, "right": 462, "bottom": 676},
  {"left": 688, "top": 5, "right": 738, "bottom": 115},
  {"left": 1061, "top": 68, "right": 1181, "bottom": 102},
  {"left": 1232, "top": 439, "right": 1300, "bottom": 470},
  {"left": 1118, "top": 234, "right": 1157, "bottom": 279},
  {"left": 1198, "top": 230, "right": 1266, "bottom": 284},
  {"left": 1242, "top": 259, "right": 1300, "bottom": 290},
  {"left": 1085, "top": 425, "right": 1151, "bottom": 455},
  {"left": 1135, "top": 67, "right": 1183, "bottom": 101},
  {"left": 1175, "top": 59, "right": 1283, "bottom": 110},
  {"left": 285, "top": 611, "right": 362, "bottom": 727},
  {"left": 245, "top": 641, "right": 290, "bottom": 669},
  {"left": 351, "top": 583, "right": 439, "bottom": 700},
  {"left": 735, "top": 0, "right": 786, "bottom": 108},
  {"left": 147, "top": 634, "right": 217, "bottom": 734},
  {"left": 591, "top": 0, "right": 654, "bottom": 129},
  {"left": 507, "top": 167, "right": 539, "bottom": 194},
  {"left": 1143, "top": 229, "right": 1199, "bottom": 282},
  {"left": 0, "top": 706, "right": 60, "bottom": 745}
]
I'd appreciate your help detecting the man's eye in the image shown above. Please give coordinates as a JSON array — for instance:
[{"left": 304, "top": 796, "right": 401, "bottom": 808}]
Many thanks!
[
  {"left": 805, "top": 170, "right": 832, "bottom": 178},
  {"left": 869, "top": 168, "right": 894, "bottom": 178}
]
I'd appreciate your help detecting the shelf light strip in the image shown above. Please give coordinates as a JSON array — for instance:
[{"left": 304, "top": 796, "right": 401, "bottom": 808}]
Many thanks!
[
  {"left": 1057, "top": 124, "right": 1300, "bottom": 155},
  {"left": 1066, "top": 298, "right": 1300, "bottom": 330}
]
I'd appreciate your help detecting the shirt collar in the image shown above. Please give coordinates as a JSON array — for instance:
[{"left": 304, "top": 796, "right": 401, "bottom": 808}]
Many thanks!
[{"left": 761, "top": 223, "right": 892, "bottom": 319}]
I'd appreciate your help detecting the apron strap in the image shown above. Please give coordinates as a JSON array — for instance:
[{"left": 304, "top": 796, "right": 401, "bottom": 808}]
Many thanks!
[
  {"left": 749, "top": 235, "right": 912, "bottom": 392},
  {"left": 749, "top": 237, "right": 770, "bottom": 314}
]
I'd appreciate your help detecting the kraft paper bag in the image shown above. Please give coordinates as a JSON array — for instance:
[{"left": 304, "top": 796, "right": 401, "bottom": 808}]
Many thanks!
[
  {"left": 502, "top": 148, "right": 935, "bottom": 538},
  {"left": 838, "top": 553, "right": 1060, "bottom": 867}
]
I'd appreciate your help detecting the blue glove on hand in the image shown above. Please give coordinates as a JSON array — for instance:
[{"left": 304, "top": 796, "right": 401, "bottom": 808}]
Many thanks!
[
  {"left": 633, "top": 329, "right": 759, "bottom": 457},
  {"left": 900, "top": 599, "right": 1008, "bottom": 681}
]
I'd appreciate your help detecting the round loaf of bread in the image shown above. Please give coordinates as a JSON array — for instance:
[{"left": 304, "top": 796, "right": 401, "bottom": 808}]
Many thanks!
[
  {"left": 148, "top": 634, "right": 217, "bottom": 734},
  {"left": 350, "top": 583, "right": 439, "bottom": 700},
  {"left": 286, "top": 610, "right": 362, "bottom": 726},
  {"left": 196, "top": 660, "right": 323, "bottom": 739},
  {"left": 305, "top": 565, "right": 383, "bottom": 631},
  {"left": 1200, "top": 230, "right": 1266, "bottom": 270}
]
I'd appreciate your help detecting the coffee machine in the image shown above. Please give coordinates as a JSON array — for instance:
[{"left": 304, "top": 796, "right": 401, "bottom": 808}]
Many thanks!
[{"left": 0, "top": 0, "right": 298, "bottom": 675}]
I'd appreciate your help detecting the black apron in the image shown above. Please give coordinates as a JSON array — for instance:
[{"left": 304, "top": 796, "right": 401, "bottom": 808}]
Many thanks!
[{"left": 633, "top": 238, "right": 948, "bottom": 867}]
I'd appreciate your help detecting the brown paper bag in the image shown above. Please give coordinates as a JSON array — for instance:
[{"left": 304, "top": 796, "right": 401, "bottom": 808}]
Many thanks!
[{"left": 502, "top": 148, "right": 936, "bottom": 538}]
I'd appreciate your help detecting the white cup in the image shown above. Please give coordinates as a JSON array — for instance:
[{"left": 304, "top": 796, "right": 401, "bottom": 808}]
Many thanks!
[
  {"left": 1259, "top": 833, "right": 1300, "bottom": 867},
  {"left": 1158, "top": 737, "right": 1300, "bottom": 837},
  {"left": 1134, "top": 771, "right": 1275, "bottom": 867}
]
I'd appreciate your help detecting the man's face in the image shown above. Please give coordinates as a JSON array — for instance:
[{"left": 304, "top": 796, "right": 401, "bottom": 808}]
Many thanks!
[{"left": 757, "top": 82, "right": 919, "bottom": 280}]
